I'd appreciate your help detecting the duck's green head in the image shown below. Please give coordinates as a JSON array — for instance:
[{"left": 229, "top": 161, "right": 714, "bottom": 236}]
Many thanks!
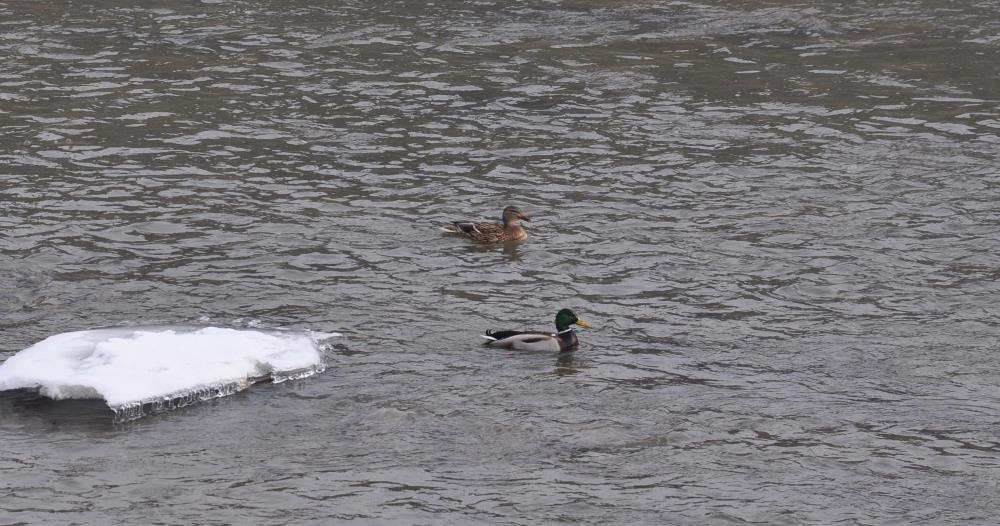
[
  {"left": 501, "top": 206, "right": 531, "bottom": 225},
  {"left": 555, "top": 308, "right": 593, "bottom": 332}
]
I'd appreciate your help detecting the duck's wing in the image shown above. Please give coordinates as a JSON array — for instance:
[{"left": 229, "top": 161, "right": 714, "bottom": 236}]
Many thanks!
[
  {"left": 482, "top": 329, "right": 529, "bottom": 341},
  {"left": 482, "top": 330, "right": 561, "bottom": 351},
  {"left": 443, "top": 221, "right": 503, "bottom": 237},
  {"left": 442, "top": 221, "right": 478, "bottom": 234}
]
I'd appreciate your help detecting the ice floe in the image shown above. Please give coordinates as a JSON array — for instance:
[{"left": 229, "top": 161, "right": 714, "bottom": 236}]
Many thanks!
[{"left": 0, "top": 326, "right": 338, "bottom": 422}]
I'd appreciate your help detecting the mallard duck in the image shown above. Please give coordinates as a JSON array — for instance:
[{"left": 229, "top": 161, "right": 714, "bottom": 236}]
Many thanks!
[
  {"left": 442, "top": 206, "right": 531, "bottom": 243},
  {"left": 482, "top": 309, "right": 593, "bottom": 352}
]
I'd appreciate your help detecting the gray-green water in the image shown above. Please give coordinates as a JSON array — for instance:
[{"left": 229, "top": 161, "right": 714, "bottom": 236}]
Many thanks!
[{"left": 2, "top": 0, "right": 999, "bottom": 524}]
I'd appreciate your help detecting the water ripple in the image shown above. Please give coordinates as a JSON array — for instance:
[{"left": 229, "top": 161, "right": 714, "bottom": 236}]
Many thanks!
[{"left": 2, "top": 0, "right": 1000, "bottom": 524}]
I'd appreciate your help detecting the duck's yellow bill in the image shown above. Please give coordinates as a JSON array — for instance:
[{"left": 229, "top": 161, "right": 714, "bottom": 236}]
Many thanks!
[{"left": 575, "top": 319, "right": 593, "bottom": 329}]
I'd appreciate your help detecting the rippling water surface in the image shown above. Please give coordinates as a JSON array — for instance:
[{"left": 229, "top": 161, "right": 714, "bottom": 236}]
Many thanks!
[{"left": 2, "top": 0, "right": 999, "bottom": 524}]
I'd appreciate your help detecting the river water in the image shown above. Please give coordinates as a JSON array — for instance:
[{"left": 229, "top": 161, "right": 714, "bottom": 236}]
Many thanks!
[{"left": 1, "top": 0, "right": 999, "bottom": 524}]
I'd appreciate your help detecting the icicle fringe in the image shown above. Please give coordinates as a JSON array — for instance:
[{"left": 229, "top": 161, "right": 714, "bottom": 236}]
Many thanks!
[{"left": 110, "top": 364, "right": 326, "bottom": 423}]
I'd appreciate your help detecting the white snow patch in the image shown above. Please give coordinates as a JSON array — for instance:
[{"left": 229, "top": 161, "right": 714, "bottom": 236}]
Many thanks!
[{"left": 0, "top": 326, "right": 339, "bottom": 420}]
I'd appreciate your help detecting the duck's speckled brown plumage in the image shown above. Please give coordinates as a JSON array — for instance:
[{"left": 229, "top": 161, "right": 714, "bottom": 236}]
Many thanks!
[{"left": 442, "top": 206, "right": 531, "bottom": 243}]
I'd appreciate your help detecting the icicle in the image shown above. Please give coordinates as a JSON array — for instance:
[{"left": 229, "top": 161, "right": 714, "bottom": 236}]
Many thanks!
[
  {"left": 272, "top": 363, "right": 327, "bottom": 384},
  {"left": 108, "top": 379, "right": 252, "bottom": 423},
  {"left": 108, "top": 366, "right": 326, "bottom": 423}
]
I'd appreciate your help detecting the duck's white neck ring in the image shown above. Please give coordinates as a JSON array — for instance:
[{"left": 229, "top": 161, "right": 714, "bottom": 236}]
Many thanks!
[{"left": 557, "top": 328, "right": 575, "bottom": 335}]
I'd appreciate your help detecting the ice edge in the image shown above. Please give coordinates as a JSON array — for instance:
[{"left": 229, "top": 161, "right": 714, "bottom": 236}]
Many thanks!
[{"left": 109, "top": 362, "right": 327, "bottom": 423}]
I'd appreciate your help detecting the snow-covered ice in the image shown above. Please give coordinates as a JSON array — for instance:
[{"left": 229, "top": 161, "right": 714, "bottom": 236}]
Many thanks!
[{"left": 0, "top": 326, "right": 339, "bottom": 421}]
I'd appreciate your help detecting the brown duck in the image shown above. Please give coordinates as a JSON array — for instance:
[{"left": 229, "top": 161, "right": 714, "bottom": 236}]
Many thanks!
[{"left": 442, "top": 206, "right": 531, "bottom": 243}]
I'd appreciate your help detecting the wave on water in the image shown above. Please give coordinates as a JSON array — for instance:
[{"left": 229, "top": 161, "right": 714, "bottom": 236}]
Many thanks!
[{"left": 0, "top": 326, "right": 339, "bottom": 423}]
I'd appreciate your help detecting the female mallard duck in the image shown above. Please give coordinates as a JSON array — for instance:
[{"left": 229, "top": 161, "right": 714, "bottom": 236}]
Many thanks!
[
  {"left": 442, "top": 206, "right": 531, "bottom": 243},
  {"left": 482, "top": 309, "right": 593, "bottom": 352}
]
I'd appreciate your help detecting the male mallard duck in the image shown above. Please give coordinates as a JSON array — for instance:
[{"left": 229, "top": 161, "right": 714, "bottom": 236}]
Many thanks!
[
  {"left": 482, "top": 309, "right": 593, "bottom": 352},
  {"left": 442, "top": 206, "right": 531, "bottom": 243}
]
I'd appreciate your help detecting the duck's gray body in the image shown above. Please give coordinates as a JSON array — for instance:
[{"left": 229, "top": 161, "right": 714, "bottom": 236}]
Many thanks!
[
  {"left": 482, "top": 328, "right": 580, "bottom": 352},
  {"left": 481, "top": 309, "right": 591, "bottom": 353}
]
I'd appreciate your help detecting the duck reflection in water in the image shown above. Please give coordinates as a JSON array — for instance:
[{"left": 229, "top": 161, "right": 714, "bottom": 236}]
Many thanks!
[
  {"left": 555, "top": 352, "right": 578, "bottom": 375},
  {"left": 457, "top": 238, "right": 523, "bottom": 262},
  {"left": 501, "top": 241, "right": 522, "bottom": 261}
]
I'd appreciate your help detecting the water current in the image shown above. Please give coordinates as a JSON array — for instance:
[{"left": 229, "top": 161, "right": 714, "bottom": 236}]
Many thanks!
[{"left": 1, "top": 0, "right": 999, "bottom": 524}]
